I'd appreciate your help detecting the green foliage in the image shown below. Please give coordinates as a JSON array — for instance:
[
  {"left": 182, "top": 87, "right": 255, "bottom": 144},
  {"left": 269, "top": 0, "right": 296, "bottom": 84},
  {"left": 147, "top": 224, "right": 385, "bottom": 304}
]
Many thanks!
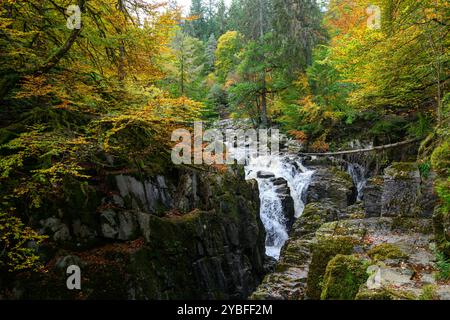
[
  {"left": 215, "top": 31, "right": 244, "bottom": 84},
  {"left": 0, "top": 212, "right": 47, "bottom": 272},
  {"left": 418, "top": 161, "right": 432, "bottom": 179},
  {"left": 0, "top": 125, "right": 91, "bottom": 209},
  {"left": 435, "top": 251, "right": 450, "bottom": 281},
  {"left": 431, "top": 140, "right": 450, "bottom": 176},
  {"left": 166, "top": 31, "right": 209, "bottom": 99},
  {"left": 407, "top": 114, "right": 433, "bottom": 139}
]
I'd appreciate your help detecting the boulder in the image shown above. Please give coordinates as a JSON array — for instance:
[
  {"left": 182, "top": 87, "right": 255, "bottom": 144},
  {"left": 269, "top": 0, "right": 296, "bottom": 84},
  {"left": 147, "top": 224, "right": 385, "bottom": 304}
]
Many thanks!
[
  {"left": 270, "top": 177, "right": 295, "bottom": 231},
  {"left": 251, "top": 201, "right": 343, "bottom": 300},
  {"left": 40, "top": 217, "right": 71, "bottom": 242},
  {"left": 418, "top": 171, "right": 438, "bottom": 218},
  {"left": 363, "top": 176, "right": 384, "bottom": 218},
  {"left": 257, "top": 171, "right": 276, "bottom": 179},
  {"left": 381, "top": 163, "right": 421, "bottom": 217},
  {"left": 306, "top": 167, "right": 356, "bottom": 210},
  {"left": 100, "top": 209, "right": 139, "bottom": 241}
]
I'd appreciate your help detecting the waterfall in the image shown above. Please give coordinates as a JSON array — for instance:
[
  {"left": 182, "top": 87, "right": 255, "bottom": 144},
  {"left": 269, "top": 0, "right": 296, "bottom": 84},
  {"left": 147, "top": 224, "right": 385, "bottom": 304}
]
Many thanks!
[
  {"left": 347, "top": 162, "right": 367, "bottom": 201},
  {"left": 217, "top": 119, "right": 314, "bottom": 259},
  {"left": 245, "top": 155, "right": 314, "bottom": 259},
  {"left": 344, "top": 140, "right": 374, "bottom": 201}
]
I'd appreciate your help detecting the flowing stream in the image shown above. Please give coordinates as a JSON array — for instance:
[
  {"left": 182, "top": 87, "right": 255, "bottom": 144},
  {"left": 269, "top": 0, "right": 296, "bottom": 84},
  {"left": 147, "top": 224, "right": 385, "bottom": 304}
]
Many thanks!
[
  {"left": 244, "top": 155, "right": 314, "bottom": 259},
  {"left": 218, "top": 119, "right": 314, "bottom": 259}
]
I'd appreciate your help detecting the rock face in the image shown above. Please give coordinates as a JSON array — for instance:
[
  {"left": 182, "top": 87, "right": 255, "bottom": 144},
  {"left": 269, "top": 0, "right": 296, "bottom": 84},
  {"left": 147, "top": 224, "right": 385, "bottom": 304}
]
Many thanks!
[
  {"left": 314, "top": 218, "right": 450, "bottom": 300},
  {"left": 363, "top": 176, "right": 384, "bottom": 218},
  {"left": 8, "top": 168, "right": 266, "bottom": 300},
  {"left": 251, "top": 200, "right": 348, "bottom": 300},
  {"left": 306, "top": 167, "right": 356, "bottom": 210},
  {"left": 251, "top": 165, "right": 356, "bottom": 300},
  {"left": 381, "top": 163, "right": 421, "bottom": 217},
  {"left": 271, "top": 177, "right": 295, "bottom": 231},
  {"left": 354, "top": 162, "right": 439, "bottom": 219},
  {"left": 252, "top": 162, "right": 443, "bottom": 301}
]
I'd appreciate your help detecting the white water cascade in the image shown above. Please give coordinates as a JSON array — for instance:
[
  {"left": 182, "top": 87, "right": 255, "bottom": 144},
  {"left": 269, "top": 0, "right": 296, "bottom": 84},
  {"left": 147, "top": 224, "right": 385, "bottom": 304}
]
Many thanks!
[
  {"left": 217, "top": 119, "right": 314, "bottom": 259},
  {"left": 244, "top": 155, "right": 314, "bottom": 259},
  {"left": 347, "top": 162, "right": 367, "bottom": 201},
  {"left": 345, "top": 140, "right": 373, "bottom": 201}
]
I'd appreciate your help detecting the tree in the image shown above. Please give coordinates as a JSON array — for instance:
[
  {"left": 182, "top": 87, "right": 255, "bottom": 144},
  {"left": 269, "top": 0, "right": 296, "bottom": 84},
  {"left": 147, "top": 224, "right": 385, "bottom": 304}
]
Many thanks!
[
  {"left": 215, "top": 31, "right": 244, "bottom": 84},
  {"left": 0, "top": 1, "right": 204, "bottom": 274},
  {"left": 187, "top": 0, "right": 209, "bottom": 40},
  {"left": 170, "top": 31, "right": 208, "bottom": 99},
  {"left": 205, "top": 34, "right": 218, "bottom": 72}
]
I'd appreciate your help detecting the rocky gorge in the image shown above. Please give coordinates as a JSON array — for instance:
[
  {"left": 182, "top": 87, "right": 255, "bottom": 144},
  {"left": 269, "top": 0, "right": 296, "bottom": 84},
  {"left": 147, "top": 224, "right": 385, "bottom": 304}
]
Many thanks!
[
  {"left": 1, "top": 136, "right": 448, "bottom": 300},
  {"left": 252, "top": 159, "right": 450, "bottom": 300},
  {"left": 1, "top": 166, "right": 267, "bottom": 299}
]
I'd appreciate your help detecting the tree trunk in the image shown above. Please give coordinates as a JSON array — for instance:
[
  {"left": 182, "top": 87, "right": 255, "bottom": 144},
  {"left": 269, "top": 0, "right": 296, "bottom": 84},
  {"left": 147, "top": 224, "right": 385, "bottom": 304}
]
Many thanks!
[
  {"left": 118, "top": 0, "right": 126, "bottom": 83},
  {"left": 298, "top": 139, "right": 419, "bottom": 156},
  {"left": 260, "top": 76, "right": 268, "bottom": 128}
]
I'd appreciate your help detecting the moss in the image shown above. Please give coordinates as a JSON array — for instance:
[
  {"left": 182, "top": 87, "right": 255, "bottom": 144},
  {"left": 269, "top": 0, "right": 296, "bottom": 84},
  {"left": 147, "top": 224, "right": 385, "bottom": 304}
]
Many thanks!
[
  {"left": 368, "top": 176, "right": 384, "bottom": 186},
  {"left": 431, "top": 140, "right": 450, "bottom": 175},
  {"left": 367, "top": 243, "right": 408, "bottom": 262},
  {"left": 435, "top": 250, "right": 450, "bottom": 281},
  {"left": 356, "top": 286, "right": 417, "bottom": 300},
  {"left": 391, "top": 217, "right": 433, "bottom": 234},
  {"left": 330, "top": 167, "right": 353, "bottom": 187},
  {"left": 385, "top": 162, "right": 419, "bottom": 179},
  {"left": 84, "top": 262, "right": 129, "bottom": 300},
  {"left": 419, "top": 285, "right": 438, "bottom": 300},
  {"left": 320, "top": 254, "right": 369, "bottom": 300},
  {"left": 433, "top": 205, "right": 450, "bottom": 258},
  {"left": 355, "top": 287, "right": 393, "bottom": 300},
  {"left": 305, "top": 236, "right": 356, "bottom": 299}
]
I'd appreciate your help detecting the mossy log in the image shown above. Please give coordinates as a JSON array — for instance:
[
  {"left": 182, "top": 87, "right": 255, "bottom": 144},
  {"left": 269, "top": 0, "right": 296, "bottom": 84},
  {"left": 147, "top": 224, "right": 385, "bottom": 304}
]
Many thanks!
[{"left": 299, "top": 139, "right": 419, "bottom": 157}]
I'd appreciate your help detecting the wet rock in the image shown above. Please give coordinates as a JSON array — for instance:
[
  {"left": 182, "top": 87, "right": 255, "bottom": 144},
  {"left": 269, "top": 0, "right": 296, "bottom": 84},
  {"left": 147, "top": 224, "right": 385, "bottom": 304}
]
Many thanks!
[
  {"left": 272, "top": 177, "right": 287, "bottom": 186},
  {"left": 363, "top": 176, "right": 384, "bottom": 217},
  {"left": 269, "top": 177, "right": 295, "bottom": 231},
  {"left": 258, "top": 171, "right": 276, "bottom": 179},
  {"left": 251, "top": 201, "right": 343, "bottom": 300},
  {"left": 418, "top": 171, "right": 438, "bottom": 218},
  {"left": 306, "top": 167, "right": 356, "bottom": 209},
  {"left": 279, "top": 194, "right": 295, "bottom": 231},
  {"left": 381, "top": 163, "right": 421, "bottom": 217}
]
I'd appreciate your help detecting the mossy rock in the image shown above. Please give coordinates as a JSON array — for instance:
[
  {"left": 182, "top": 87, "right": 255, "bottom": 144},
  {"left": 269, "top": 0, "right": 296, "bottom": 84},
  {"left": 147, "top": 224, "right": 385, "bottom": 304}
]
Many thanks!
[
  {"left": 433, "top": 205, "right": 450, "bottom": 258},
  {"left": 356, "top": 286, "right": 417, "bottom": 300},
  {"left": 291, "top": 202, "right": 340, "bottom": 239},
  {"left": 355, "top": 287, "right": 393, "bottom": 300},
  {"left": 305, "top": 236, "right": 356, "bottom": 299},
  {"left": 367, "top": 243, "right": 408, "bottom": 262},
  {"left": 391, "top": 217, "right": 433, "bottom": 234},
  {"left": 419, "top": 285, "right": 439, "bottom": 300},
  {"left": 384, "top": 162, "right": 419, "bottom": 180},
  {"left": 320, "top": 254, "right": 368, "bottom": 300},
  {"left": 316, "top": 220, "right": 367, "bottom": 240},
  {"left": 431, "top": 140, "right": 450, "bottom": 175}
]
